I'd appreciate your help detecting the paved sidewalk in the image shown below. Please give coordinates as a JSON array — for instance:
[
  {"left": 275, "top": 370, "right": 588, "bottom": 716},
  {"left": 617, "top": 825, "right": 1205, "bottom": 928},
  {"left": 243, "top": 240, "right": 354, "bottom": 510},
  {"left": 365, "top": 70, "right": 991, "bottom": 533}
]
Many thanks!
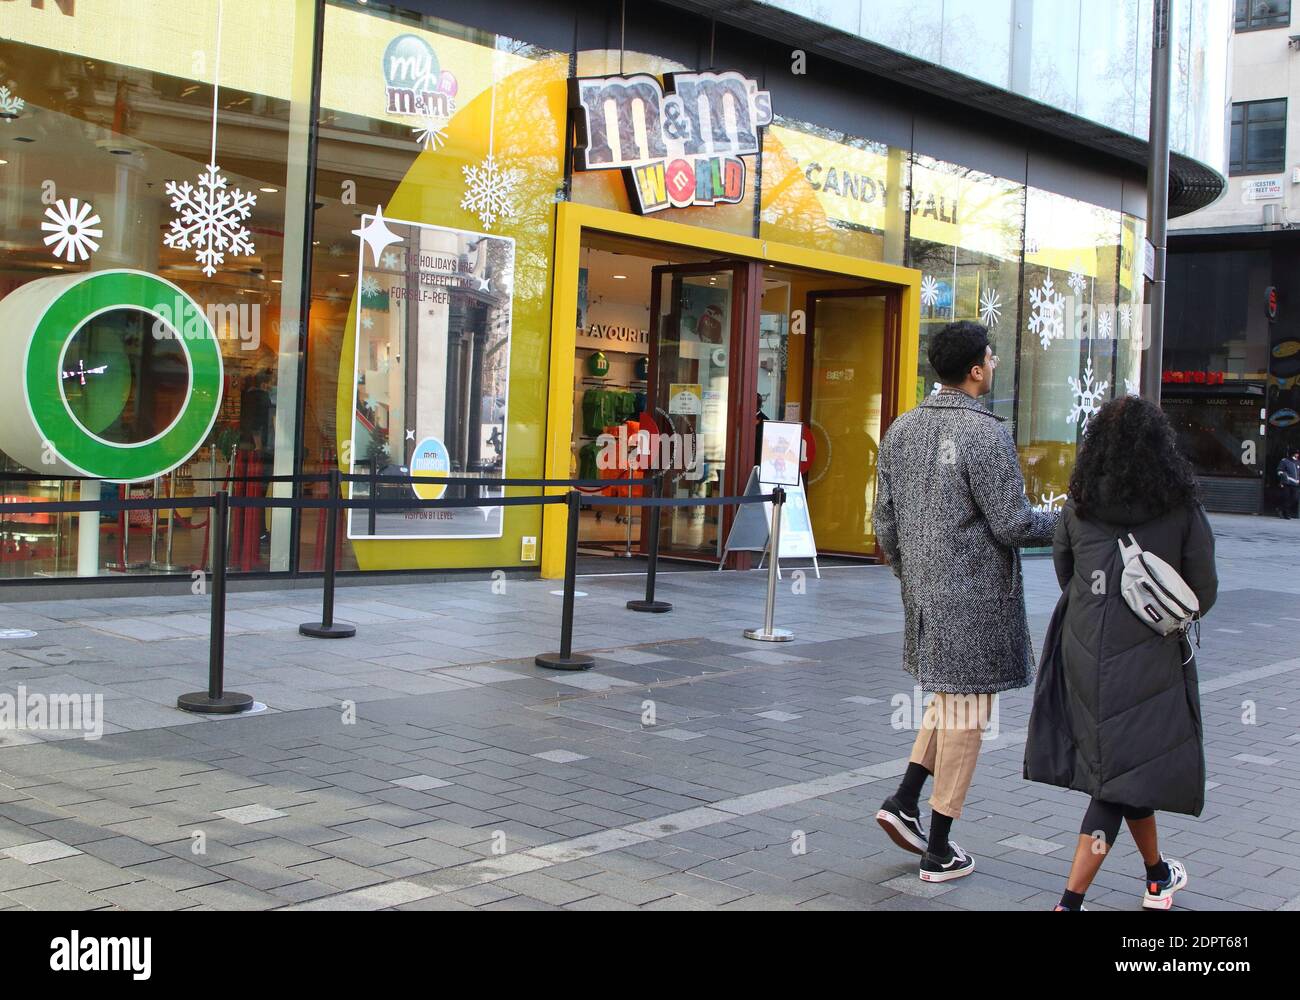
[{"left": 0, "top": 513, "right": 1297, "bottom": 911}]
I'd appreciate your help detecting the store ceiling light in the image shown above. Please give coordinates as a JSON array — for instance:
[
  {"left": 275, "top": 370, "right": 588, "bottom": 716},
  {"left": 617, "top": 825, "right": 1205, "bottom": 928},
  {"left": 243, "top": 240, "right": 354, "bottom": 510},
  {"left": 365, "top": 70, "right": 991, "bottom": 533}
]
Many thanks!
[
  {"left": 612, "top": 274, "right": 627, "bottom": 279},
  {"left": 260, "top": 186, "right": 278, "bottom": 193}
]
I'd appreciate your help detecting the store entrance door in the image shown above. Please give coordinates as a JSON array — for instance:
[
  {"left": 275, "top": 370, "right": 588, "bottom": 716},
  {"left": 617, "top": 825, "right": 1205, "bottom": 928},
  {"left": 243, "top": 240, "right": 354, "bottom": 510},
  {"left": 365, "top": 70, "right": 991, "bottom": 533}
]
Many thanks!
[
  {"left": 646, "top": 261, "right": 754, "bottom": 561},
  {"left": 803, "top": 289, "right": 900, "bottom": 557}
]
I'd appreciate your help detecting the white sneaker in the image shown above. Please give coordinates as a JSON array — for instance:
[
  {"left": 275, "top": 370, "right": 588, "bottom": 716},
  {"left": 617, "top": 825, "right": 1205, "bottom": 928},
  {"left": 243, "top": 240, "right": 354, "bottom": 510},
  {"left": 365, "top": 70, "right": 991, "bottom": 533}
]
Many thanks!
[{"left": 1142, "top": 856, "right": 1188, "bottom": 910}]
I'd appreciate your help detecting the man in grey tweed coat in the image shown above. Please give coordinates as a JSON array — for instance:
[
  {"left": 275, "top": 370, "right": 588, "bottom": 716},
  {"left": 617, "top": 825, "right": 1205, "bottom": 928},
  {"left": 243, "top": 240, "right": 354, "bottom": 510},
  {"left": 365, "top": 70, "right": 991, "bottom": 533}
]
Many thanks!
[{"left": 871, "top": 321, "right": 1057, "bottom": 884}]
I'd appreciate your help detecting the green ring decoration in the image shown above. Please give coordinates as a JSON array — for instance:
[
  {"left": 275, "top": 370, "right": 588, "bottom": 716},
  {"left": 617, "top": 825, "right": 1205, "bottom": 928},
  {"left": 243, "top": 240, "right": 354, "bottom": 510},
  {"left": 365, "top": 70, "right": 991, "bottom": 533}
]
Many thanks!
[{"left": 26, "top": 271, "right": 222, "bottom": 482}]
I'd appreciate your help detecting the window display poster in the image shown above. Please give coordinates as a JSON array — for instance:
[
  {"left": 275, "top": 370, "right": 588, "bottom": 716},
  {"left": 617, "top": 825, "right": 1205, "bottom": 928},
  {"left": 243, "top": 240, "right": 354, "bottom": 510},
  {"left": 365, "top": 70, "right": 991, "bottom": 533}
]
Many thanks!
[
  {"left": 759, "top": 419, "right": 802, "bottom": 486},
  {"left": 349, "top": 213, "right": 514, "bottom": 538},
  {"left": 679, "top": 283, "right": 730, "bottom": 347},
  {"left": 668, "top": 383, "right": 703, "bottom": 414}
]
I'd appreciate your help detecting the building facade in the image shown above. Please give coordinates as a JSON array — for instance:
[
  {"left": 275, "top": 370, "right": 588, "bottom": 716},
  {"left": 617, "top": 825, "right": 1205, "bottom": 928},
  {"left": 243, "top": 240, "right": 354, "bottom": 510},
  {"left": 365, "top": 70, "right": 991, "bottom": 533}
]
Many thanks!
[
  {"left": 0, "top": 0, "right": 1230, "bottom": 582},
  {"left": 1168, "top": 0, "right": 1296, "bottom": 513}
]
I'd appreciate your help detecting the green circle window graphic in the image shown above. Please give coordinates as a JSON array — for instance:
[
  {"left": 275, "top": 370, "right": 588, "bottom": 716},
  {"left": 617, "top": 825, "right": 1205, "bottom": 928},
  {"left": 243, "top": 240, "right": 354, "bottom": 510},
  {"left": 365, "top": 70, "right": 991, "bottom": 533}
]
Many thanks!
[{"left": 26, "top": 272, "right": 222, "bottom": 482}]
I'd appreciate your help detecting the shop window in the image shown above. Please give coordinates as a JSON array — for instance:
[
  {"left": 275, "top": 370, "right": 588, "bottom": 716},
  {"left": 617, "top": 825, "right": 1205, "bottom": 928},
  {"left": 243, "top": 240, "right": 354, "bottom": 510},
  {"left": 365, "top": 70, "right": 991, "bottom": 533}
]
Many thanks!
[
  {"left": 1017, "top": 188, "right": 1126, "bottom": 515},
  {"left": 1115, "top": 213, "right": 1146, "bottom": 405},
  {"left": 759, "top": 117, "right": 908, "bottom": 265},
  {"left": 301, "top": 0, "right": 567, "bottom": 573},
  {"left": 905, "top": 155, "right": 1025, "bottom": 422},
  {"left": 0, "top": 0, "right": 316, "bottom": 579},
  {"left": 1234, "top": 0, "right": 1291, "bottom": 31},
  {"left": 1230, "top": 99, "right": 1287, "bottom": 175}
]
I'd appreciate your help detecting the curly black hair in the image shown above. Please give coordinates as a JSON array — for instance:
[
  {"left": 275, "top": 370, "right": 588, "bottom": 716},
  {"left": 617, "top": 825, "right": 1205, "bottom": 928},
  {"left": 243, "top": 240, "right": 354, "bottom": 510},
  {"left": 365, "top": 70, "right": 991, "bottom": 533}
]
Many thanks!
[
  {"left": 928, "top": 321, "right": 989, "bottom": 384},
  {"left": 1069, "top": 395, "right": 1199, "bottom": 521}
]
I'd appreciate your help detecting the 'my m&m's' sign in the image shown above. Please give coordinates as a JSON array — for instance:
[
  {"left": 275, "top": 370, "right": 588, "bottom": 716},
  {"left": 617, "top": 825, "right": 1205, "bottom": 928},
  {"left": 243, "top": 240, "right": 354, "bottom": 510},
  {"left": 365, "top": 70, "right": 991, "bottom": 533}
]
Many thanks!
[{"left": 570, "top": 70, "right": 772, "bottom": 215}]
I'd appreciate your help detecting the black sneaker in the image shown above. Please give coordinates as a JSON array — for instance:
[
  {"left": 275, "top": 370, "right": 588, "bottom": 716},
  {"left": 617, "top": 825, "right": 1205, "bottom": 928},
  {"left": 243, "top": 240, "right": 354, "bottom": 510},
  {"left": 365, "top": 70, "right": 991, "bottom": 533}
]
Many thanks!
[
  {"left": 875, "top": 796, "right": 927, "bottom": 854},
  {"left": 919, "top": 842, "right": 975, "bottom": 882}
]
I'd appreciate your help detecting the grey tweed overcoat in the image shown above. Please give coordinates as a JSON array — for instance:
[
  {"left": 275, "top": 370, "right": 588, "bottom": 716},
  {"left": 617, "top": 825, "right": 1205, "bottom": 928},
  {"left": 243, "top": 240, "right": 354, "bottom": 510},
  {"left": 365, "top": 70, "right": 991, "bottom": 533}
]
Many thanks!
[{"left": 873, "top": 392, "right": 1058, "bottom": 694}]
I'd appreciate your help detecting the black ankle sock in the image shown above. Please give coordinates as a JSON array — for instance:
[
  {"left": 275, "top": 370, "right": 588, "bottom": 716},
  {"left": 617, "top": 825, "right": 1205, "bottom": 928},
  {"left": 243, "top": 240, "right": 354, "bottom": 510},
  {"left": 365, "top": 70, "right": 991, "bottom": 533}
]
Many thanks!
[
  {"left": 895, "top": 762, "right": 930, "bottom": 812},
  {"left": 1146, "top": 858, "right": 1170, "bottom": 884},
  {"left": 927, "top": 811, "right": 953, "bottom": 856},
  {"left": 1059, "top": 889, "right": 1085, "bottom": 911}
]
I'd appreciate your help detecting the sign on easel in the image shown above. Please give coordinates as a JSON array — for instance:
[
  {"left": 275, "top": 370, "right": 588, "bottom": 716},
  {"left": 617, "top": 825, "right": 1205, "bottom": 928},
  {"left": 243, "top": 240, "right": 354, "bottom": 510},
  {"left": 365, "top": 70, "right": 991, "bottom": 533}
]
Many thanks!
[
  {"left": 758, "top": 420, "right": 801, "bottom": 487},
  {"left": 720, "top": 465, "right": 820, "bottom": 579}
]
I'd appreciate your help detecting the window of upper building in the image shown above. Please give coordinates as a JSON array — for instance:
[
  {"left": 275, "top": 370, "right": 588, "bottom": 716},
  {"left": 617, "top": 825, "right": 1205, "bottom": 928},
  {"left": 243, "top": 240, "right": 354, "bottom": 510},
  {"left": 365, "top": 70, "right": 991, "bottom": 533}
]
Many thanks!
[
  {"left": 1234, "top": 0, "right": 1291, "bottom": 31},
  {"left": 1231, "top": 99, "right": 1287, "bottom": 174}
]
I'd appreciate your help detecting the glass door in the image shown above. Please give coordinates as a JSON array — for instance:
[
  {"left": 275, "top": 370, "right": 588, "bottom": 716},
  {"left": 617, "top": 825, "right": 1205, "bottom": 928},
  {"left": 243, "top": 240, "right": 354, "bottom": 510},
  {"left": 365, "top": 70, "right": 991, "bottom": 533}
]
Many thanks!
[
  {"left": 803, "top": 290, "right": 896, "bottom": 557},
  {"left": 646, "top": 262, "right": 752, "bottom": 560}
]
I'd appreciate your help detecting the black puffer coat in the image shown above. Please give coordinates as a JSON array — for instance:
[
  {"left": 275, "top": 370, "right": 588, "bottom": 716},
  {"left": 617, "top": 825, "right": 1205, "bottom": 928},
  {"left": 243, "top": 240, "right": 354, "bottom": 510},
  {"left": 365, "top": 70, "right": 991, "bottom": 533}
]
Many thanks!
[{"left": 1023, "top": 496, "right": 1218, "bottom": 816}]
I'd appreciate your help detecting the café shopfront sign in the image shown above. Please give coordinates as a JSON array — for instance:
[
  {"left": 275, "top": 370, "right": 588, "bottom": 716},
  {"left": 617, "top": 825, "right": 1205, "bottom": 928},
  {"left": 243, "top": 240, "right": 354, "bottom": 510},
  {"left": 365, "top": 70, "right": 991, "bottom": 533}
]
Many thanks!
[{"left": 570, "top": 70, "right": 772, "bottom": 214}]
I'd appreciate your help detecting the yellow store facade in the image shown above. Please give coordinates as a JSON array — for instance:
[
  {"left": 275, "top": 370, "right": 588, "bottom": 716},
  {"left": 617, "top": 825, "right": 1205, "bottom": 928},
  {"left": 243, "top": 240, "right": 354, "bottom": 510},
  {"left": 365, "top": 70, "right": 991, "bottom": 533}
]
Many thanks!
[{"left": 0, "top": 0, "right": 1156, "bottom": 583}]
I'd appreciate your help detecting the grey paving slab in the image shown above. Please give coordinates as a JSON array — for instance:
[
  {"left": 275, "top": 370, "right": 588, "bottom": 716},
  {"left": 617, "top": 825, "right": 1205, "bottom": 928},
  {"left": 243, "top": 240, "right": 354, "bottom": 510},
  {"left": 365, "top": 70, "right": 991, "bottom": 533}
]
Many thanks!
[{"left": 0, "top": 519, "right": 1295, "bottom": 911}]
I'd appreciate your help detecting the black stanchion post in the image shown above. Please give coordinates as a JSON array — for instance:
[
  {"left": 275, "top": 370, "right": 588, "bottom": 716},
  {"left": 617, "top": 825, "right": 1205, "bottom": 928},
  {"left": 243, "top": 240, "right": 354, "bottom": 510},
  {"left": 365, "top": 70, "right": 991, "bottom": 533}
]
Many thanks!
[
  {"left": 536, "top": 491, "right": 594, "bottom": 671},
  {"left": 368, "top": 461, "right": 378, "bottom": 536},
  {"left": 178, "top": 491, "right": 255, "bottom": 713},
  {"left": 300, "top": 469, "right": 357, "bottom": 639},
  {"left": 627, "top": 471, "right": 671, "bottom": 613}
]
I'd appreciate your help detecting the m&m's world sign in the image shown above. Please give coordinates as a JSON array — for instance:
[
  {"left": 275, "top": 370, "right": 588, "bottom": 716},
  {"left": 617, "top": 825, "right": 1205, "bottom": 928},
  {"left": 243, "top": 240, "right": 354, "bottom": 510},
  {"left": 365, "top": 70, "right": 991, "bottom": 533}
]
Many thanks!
[{"left": 570, "top": 70, "right": 772, "bottom": 215}]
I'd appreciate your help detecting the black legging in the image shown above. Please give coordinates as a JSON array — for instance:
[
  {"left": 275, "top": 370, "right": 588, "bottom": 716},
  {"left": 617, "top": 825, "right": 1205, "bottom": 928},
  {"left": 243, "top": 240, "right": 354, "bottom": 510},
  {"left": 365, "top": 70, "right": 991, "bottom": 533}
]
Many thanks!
[{"left": 1081, "top": 797, "right": 1154, "bottom": 846}]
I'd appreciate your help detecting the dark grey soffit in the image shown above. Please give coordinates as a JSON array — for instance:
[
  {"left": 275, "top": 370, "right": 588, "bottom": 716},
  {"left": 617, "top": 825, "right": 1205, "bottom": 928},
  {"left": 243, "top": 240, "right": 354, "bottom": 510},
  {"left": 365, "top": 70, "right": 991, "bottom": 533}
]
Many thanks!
[{"left": 661, "top": 0, "right": 1225, "bottom": 217}]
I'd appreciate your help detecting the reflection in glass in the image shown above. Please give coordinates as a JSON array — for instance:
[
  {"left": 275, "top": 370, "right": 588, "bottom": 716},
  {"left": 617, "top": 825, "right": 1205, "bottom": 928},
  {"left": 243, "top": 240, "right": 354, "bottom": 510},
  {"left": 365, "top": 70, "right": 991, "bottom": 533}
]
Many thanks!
[
  {"left": 1018, "top": 188, "right": 1126, "bottom": 512},
  {"left": 0, "top": 0, "right": 311, "bottom": 578},
  {"left": 652, "top": 269, "right": 734, "bottom": 559},
  {"left": 805, "top": 293, "right": 886, "bottom": 555},
  {"left": 348, "top": 218, "right": 514, "bottom": 540},
  {"left": 907, "top": 155, "right": 1025, "bottom": 422}
]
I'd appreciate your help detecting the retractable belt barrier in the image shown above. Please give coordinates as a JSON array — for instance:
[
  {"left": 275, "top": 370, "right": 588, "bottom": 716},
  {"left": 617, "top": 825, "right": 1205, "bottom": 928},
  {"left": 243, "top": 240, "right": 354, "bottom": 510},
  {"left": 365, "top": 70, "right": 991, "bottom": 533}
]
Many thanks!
[{"left": 0, "top": 474, "right": 790, "bottom": 706}]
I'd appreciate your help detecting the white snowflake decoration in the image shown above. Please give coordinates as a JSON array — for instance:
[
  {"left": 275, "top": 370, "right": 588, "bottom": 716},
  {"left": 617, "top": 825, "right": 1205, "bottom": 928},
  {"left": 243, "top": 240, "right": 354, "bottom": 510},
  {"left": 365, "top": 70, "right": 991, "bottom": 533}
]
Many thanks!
[
  {"left": 1028, "top": 274, "right": 1067, "bottom": 350},
  {"left": 1095, "top": 309, "right": 1113, "bottom": 340},
  {"left": 360, "top": 313, "right": 374, "bottom": 330},
  {"left": 41, "top": 197, "right": 103, "bottom": 263},
  {"left": 0, "top": 84, "right": 24, "bottom": 118},
  {"left": 381, "top": 251, "right": 401, "bottom": 270},
  {"left": 1067, "top": 270, "right": 1087, "bottom": 297},
  {"left": 1067, "top": 361, "right": 1109, "bottom": 432},
  {"left": 930, "top": 381, "right": 942, "bottom": 396},
  {"left": 1124, "top": 378, "right": 1139, "bottom": 396},
  {"left": 460, "top": 154, "right": 517, "bottom": 230},
  {"left": 359, "top": 275, "right": 381, "bottom": 298},
  {"left": 920, "top": 274, "right": 941, "bottom": 309},
  {"left": 979, "top": 286, "right": 1002, "bottom": 328},
  {"left": 163, "top": 162, "right": 257, "bottom": 277},
  {"left": 1118, "top": 303, "right": 1132, "bottom": 336},
  {"left": 413, "top": 115, "right": 449, "bottom": 151}
]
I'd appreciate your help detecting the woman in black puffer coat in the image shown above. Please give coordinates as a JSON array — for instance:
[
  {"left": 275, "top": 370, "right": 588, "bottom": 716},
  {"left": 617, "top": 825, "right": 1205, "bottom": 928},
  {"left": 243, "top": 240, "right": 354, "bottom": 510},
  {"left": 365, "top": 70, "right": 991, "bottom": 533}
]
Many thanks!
[{"left": 1024, "top": 396, "right": 1217, "bottom": 911}]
